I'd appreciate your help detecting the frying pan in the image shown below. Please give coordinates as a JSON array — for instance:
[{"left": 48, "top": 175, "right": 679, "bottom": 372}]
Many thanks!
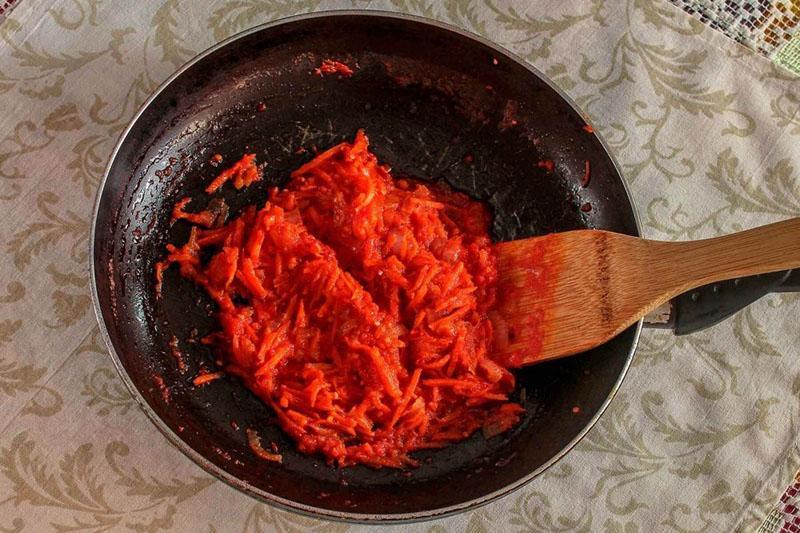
[{"left": 90, "top": 11, "right": 797, "bottom": 523}]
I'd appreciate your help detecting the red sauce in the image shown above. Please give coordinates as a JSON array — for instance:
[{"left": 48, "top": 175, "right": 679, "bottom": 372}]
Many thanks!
[
  {"left": 537, "top": 159, "right": 554, "bottom": 173},
  {"left": 499, "top": 100, "right": 519, "bottom": 130},
  {"left": 153, "top": 374, "right": 170, "bottom": 403},
  {"left": 581, "top": 160, "right": 591, "bottom": 188},
  {"left": 494, "top": 237, "right": 551, "bottom": 367},
  {"left": 169, "top": 335, "right": 187, "bottom": 373},
  {"left": 193, "top": 370, "right": 225, "bottom": 387},
  {"left": 156, "top": 131, "right": 523, "bottom": 468},
  {"left": 314, "top": 59, "right": 354, "bottom": 78}
]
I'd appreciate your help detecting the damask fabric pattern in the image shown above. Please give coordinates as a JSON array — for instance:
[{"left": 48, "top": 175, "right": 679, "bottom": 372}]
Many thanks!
[{"left": 0, "top": 1, "right": 799, "bottom": 532}]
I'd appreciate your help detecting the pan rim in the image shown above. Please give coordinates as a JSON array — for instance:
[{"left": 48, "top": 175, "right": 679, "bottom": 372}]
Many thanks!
[{"left": 89, "top": 9, "right": 643, "bottom": 524}]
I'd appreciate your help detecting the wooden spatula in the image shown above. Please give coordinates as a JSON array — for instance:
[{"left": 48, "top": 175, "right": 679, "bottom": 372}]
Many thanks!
[{"left": 493, "top": 217, "right": 800, "bottom": 366}]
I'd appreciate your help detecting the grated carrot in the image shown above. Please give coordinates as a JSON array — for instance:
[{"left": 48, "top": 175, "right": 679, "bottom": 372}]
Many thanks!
[
  {"left": 156, "top": 131, "right": 523, "bottom": 468},
  {"left": 193, "top": 370, "right": 225, "bottom": 387}
]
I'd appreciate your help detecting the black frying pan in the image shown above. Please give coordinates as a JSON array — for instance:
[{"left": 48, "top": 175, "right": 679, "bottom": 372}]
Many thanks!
[{"left": 90, "top": 11, "right": 796, "bottom": 523}]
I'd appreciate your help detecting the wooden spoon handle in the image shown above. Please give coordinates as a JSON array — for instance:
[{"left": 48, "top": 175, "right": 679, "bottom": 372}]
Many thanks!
[
  {"left": 651, "top": 217, "right": 800, "bottom": 297},
  {"left": 496, "top": 217, "right": 800, "bottom": 365}
]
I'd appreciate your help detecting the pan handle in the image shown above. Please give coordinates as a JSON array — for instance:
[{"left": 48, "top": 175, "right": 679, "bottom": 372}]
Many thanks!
[{"left": 643, "top": 269, "right": 798, "bottom": 334}]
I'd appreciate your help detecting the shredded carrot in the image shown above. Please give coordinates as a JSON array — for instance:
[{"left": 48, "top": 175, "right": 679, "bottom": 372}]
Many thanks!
[
  {"left": 314, "top": 59, "right": 355, "bottom": 78},
  {"left": 389, "top": 368, "right": 422, "bottom": 428},
  {"left": 581, "top": 159, "right": 591, "bottom": 188},
  {"left": 171, "top": 197, "right": 216, "bottom": 227},
  {"left": 206, "top": 153, "right": 260, "bottom": 193},
  {"left": 169, "top": 335, "right": 187, "bottom": 373},
  {"left": 156, "top": 131, "right": 523, "bottom": 468},
  {"left": 193, "top": 370, "right": 225, "bottom": 387},
  {"left": 246, "top": 428, "right": 283, "bottom": 463}
]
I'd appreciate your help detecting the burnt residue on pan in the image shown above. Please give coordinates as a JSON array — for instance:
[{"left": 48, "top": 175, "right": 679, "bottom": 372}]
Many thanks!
[{"left": 92, "top": 13, "right": 639, "bottom": 521}]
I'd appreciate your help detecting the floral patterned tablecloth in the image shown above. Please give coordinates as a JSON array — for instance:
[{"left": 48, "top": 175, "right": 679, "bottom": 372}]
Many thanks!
[{"left": 1, "top": 1, "right": 799, "bottom": 532}]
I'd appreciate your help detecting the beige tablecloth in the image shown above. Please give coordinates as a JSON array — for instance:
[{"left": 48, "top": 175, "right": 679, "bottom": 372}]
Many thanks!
[{"left": 1, "top": 1, "right": 799, "bottom": 531}]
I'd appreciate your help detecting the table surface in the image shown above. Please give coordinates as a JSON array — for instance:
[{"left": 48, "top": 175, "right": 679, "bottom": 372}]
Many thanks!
[{"left": 1, "top": 1, "right": 799, "bottom": 532}]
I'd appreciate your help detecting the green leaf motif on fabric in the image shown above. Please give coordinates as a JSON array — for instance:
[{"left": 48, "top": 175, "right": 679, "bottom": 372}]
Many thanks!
[
  {"left": 388, "top": 0, "right": 436, "bottom": 19},
  {"left": 669, "top": 452, "right": 714, "bottom": 480},
  {"left": 0, "top": 320, "right": 21, "bottom": 345},
  {"left": 76, "top": 328, "right": 135, "bottom": 416},
  {"left": 88, "top": 72, "right": 160, "bottom": 137},
  {"left": 7, "top": 192, "right": 89, "bottom": 271},
  {"left": 0, "top": 282, "right": 24, "bottom": 304},
  {"left": 708, "top": 149, "right": 800, "bottom": 217},
  {"left": 443, "top": 0, "right": 488, "bottom": 37},
  {"left": 43, "top": 103, "right": 85, "bottom": 132},
  {"left": 66, "top": 135, "right": 105, "bottom": 198},
  {"left": 484, "top": 0, "right": 605, "bottom": 61},
  {"left": 43, "top": 264, "right": 90, "bottom": 330},
  {"left": 0, "top": 357, "right": 62, "bottom": 417},
  {"left": 509, "top": 490, "right": 593, "bottom": 532},
  {"left": 0, "top": 278, "right": 60, "bottom": 412},
  {"left": 48, "top": 0, "right": 101, "bottom": 30},
  {"left": 681, "top": 336, "right": 739, "bottom": 400},
  {"left": 0, "top": 358, "right": 45, "bottom": 397},
  {"left": 634, "top": 0, "right": 703, "bottom": 35},
  {"left": 578, "top": 1, "right": 755, "bottom": 183},
  {"left": 769, "top": 90, "right": 800, "bottom": 135},
  {"left": 578, "top": 395, "right": 661, "bottom": 461},
  {"left": 699, "top": 480, "right": 739, "bottom": 514},
  {"left": 82, "top": 367, "right": 135, "bottom": 417},
  {"left": 0, "top": 23, "right": 134, "bottom": 99},
  {"left": 592, "top": 460, "right": 657, "bottom": 515},
  {"left": 207, "top": 1, "right": 323, "bottom": 42},
  {"left": 240, "top": 502, "right": 348, "bottom": 533},
  {"left": 153, "top": 0, "right": 196, "bottom": 68},
  {"left": 465, "top": 509, "right": 492, "bottom": 533},
  {"left": 0, "top": 432, "right": 212, "bottom": 532},
  {"left": 634, "top": 330, "right": 674, "bottom": 366},
  {"left": 642, "top": 392, "right": 776, "bottom": 447},
  {"left": 578, "top": 397, "right": 659, "bottom": 515},
  {"left": 662, "top": 480, "right": 738, "bottom": 531},
  {"left": 20, "top": 387, "right": 63, "bottom": 418},
  {"left": 545, "top": 63, "right": 576, "bottom": 91},
  {"left": 0, "top": 121, "right": 56, "bottom": 201},
  {"left": 542, "top": 462, "right": 573, "bottom": 480},
  {"left": 646, "top": 147, "right": 800, "bottom": 248},
  {"left": 732, "top": 307, "right": 783, "bottom": 358},
  {"left": 604, "top": 518, "right": 640, "bottom": 533}
]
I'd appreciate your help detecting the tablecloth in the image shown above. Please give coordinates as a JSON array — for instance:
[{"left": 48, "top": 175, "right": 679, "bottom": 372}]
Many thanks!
[{"left": 0, "top": 1, "right": 798, "bottom": 531}]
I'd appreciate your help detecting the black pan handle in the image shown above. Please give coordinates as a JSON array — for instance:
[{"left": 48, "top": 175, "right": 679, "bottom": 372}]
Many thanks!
[{"left": 643, "top": 269, "right": 798, "bottom": 334}]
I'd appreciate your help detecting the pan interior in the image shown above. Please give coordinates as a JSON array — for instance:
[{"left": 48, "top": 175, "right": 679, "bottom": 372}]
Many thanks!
[{"left": 93, "top": 14, "right": 639, "bottom": 519}]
